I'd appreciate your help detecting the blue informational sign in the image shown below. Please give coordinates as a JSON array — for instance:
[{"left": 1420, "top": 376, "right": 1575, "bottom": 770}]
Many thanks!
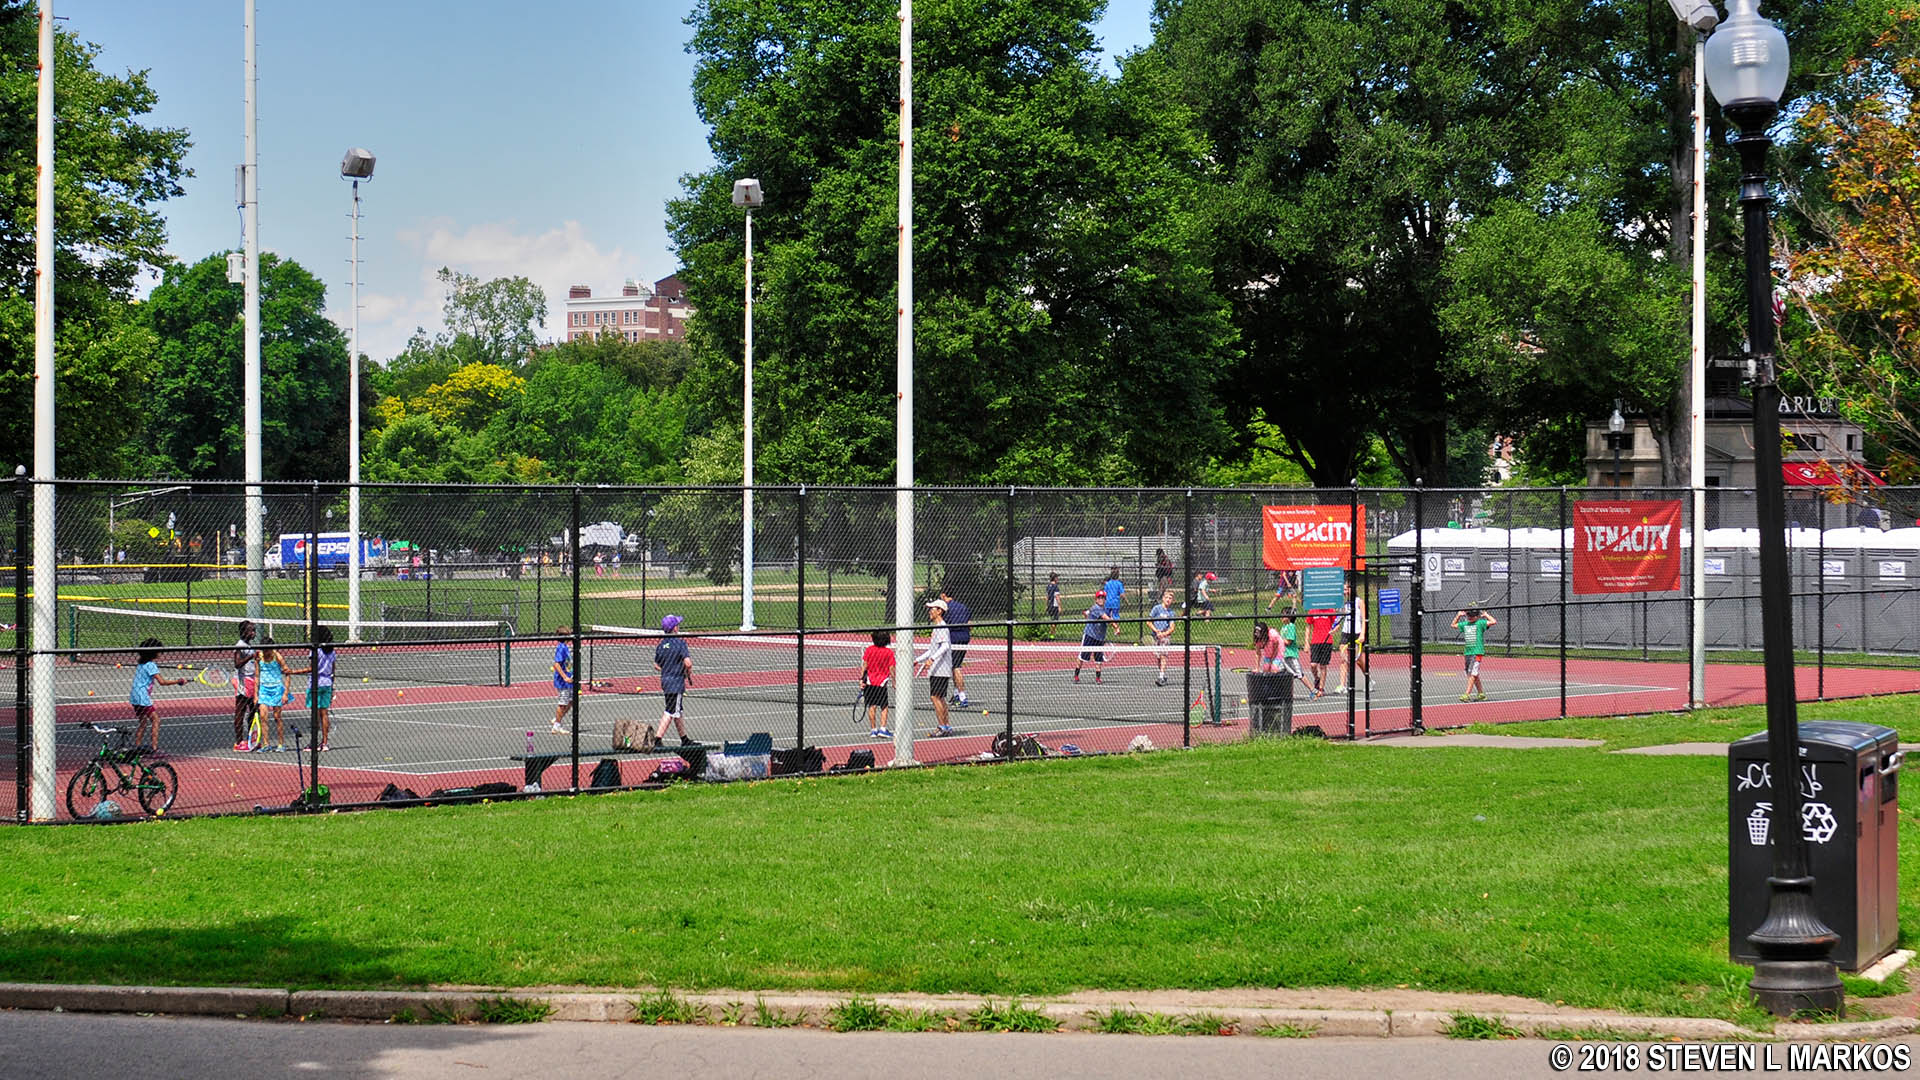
[
  {"left": 1301, "top": 566, "right": 1346, "bottom": 611},
  {"left": 1378, "top": 588, "right": 1402, "bottom": 615}
]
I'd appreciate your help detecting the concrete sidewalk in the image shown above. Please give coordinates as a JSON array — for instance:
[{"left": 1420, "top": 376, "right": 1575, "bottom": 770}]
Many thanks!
[{"left": 0, "top": 981, "right": 1910, "bottom": 1042}]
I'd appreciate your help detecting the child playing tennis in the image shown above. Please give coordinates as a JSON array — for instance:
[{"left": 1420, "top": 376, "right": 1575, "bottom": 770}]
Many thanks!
[
  {"left": 652, "top": 614, "right": 695, "bottom": 746},
  {"left": 310, "top": 626, "right": 336, "bottom": 752},
  {"left": 232, "top": 620, "right": 258, "bottom": 752},
  {"left": 129, "top": 637, "right": 187, "bottom": 753},
  {"left": 1253, "top": 620, "right": 1283, "bottom": 673},
  {"left": 255, "top": 639, "right": 292, "bottom": 752},
  {"left": 1453, "top": 606, "right": 1497, "bottom": 702},
  {"left": 861, "top": 629, "right": 895, "bottom": 739}
]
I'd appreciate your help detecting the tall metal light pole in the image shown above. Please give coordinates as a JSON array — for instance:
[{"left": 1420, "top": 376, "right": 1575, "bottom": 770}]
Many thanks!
[
  {"left": 891, "top": 0, "right": 916, "bottom": 767},
  {"left": 341, "top": 149, "right": 374, "bottom": 641},
  {"left": 242, "top": 0, "right": 263, "bottom": 621},
  {"left": 1669, "top": 0, "right": 1717, "bottom": 710},
  {"left": 29, "top": 0, "right": 56, "bottom": 820},
  {"left": 732, "top": 178, "right": 763, "bottom": 632},
  {"left": 1704, "top": 0, "right": 1843, "bottom": 1017}
]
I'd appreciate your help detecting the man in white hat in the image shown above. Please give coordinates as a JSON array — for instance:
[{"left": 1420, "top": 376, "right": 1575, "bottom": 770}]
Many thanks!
[{"left": 913, "top": 598, "right": 955, "bottom": 736}]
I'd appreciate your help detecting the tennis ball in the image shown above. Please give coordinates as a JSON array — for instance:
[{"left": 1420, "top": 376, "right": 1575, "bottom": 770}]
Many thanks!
[
  {"left": 982, "top": 708, "right": 989, "bottom": 715},
  {"left": 1117, "top": 525, "right": 1126, "bottom": 532},
  {"left": 87, "top": 690, "right": 94, "bottom": 696},
  {"left": 397, "top": 690, "right": 404, "bottom": 697}
]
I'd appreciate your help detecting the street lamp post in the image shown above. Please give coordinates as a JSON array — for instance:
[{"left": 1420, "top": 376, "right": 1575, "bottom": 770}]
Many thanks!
[
  {"left": 341, "top": 148, "right": 374, "bottom": 642},
  {"left": 1704, "top": 0, "right": 1843, "bottom": 1017},
  {"left": 732, "top": 177, "right": 763, "bottom": 632},
  {"left": 1608, "top": 403, "right": 1627, "bottom": 488}
]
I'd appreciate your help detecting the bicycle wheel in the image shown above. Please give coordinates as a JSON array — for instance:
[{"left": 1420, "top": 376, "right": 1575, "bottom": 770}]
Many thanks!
[
  {"left": 137, "top": 761, "right": 178, "bottom": 816},
  {"left": 65, "top": 765, "right": 118, "bottom": 820}
]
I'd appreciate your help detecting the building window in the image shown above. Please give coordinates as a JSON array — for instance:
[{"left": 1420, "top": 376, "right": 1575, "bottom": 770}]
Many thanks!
[
  {"left": 1848, "top": 433, "right": 1862, "bottom": 452},
  {"left": 1783, "top": 431, "right": 1822, "bottom": 452}
]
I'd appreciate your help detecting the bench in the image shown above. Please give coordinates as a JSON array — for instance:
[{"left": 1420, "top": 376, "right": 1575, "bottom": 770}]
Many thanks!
[{"left": 510, "top": 744, "right": 711, "bottom": 789}]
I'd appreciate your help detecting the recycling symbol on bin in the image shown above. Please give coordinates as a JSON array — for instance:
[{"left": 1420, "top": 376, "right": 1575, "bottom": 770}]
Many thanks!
[{"left": 1801, "top": 802, "right": 1839, "bottom": 845}]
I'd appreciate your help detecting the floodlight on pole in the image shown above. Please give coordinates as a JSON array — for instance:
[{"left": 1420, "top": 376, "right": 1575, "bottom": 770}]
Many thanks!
[
  {"left": 732, "top": 178, "right": 763, "bottom": 631},
  {"left": 29, "top": 0, "right": 55, "bottom": 820},
  {"left": 242, "top": 0, "right": 263, "bottom": 622},
  {"left": 892, "top": 0, "right": 916, "bottom": 767},
  {"left": 341, "top": 147, "right": 374, "bottom": 641},
  {"left": 1667, "top": 0, "right": 1719, "bottom": 31},
  {"left": 1703, "top": 0, "right": 1843, "bottom": 1019}
]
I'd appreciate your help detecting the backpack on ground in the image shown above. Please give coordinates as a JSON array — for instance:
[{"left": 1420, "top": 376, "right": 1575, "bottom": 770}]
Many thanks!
[{"left": 588, "top": 758, "right": 622, "bottom": 790}]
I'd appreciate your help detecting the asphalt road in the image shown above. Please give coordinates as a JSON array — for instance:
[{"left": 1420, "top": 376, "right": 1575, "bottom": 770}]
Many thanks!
[{"left": 6, "top": 1011, "right": 1916, "bottom": 1080}]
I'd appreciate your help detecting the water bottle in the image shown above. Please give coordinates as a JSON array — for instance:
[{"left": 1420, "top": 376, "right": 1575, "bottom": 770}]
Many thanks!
[{"left": 526, "top": 731, "right": 535, "bottom": 755}]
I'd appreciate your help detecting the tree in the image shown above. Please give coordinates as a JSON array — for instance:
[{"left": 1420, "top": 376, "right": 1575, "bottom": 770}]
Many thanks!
[
  {"left": 436, "top": 267, "right": 547, "bottom": 369},
  {"left": 0, "top": 1, "right": 189, "bottom": 474},
  {"left": 1785, "top": 25, "right": 1920, "bottom": 477},
  {"left": 141, "top": 252, "right": 351, "bottom": 480},
  {"left": 669, "top": 0, "right": 1235, "bottom": 487}
]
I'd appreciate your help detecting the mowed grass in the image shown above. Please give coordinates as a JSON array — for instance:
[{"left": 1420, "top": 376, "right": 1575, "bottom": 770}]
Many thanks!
[
  {"left": 1461, "top": 693, "right": 1920, "bottom": 749},
  {"left": 2, "top": 720, "right": 1916, "bottom": 1022}
]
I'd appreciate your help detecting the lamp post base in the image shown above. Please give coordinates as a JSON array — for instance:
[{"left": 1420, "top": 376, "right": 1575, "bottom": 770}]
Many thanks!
[{"left": 1747, "top": 873, "right": 1844, "bottom": 1017}]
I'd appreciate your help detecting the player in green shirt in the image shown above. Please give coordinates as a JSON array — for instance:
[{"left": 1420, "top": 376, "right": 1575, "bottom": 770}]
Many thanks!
[
  {"left": 1452, "top": 606, "right": 1497, "bottom": 702},
  {"left": 1279, "top": 617, "right": 1313, "bottom": 695}
]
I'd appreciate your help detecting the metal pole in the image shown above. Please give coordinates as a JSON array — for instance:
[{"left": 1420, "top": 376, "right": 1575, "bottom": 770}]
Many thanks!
[
  {"left": 29, "top": 5, "right": 56, "bottom": 821},
  {"left": 1728, "top": 106, "right": 1841, "bottom": 1014},
  {"left": 307, "top": 481, "right": 320, "bottom": 800},
  {"left": 243, "top": 0, "right": 263, "bottom": 623},
  {"left": 348, "top": 177, "right": 363, "bottom": 641},
  {"left": 15, "top": 467, "right": 28, "bottom": 822},
  {"left": 1817, "top": 497, "right": 1826, "bottom": 699},
  {"left": 1688, "top": 33, "right": 1710, "bottom": 709},
  {"left": 640, "top": 493, "right": 649, "bottom": 628},
  {"left": 1411, "top": 484, "right": 1423, "bottom": 734},
  {"left": 1347, "top": 480, "right": 1358, "bottom": 741},
  {"left": 570, "top": 486, "right": 582, "bottom": 793},
  {"left": 890, "top": 0, "right": 916, "bottom": 767},
  {"left": 795, "top": 485, "right": 806, "bottom": 751},
  {"left": 1559, "top": 486, "right": 1568, "bottom": 719},
  {"left": 741, "top": 206, "right": 756, "bottom": 631},
  {"left": 1005, "top": 486, "right": 1015, "bottom": 746},
  {"left": 1182, "top": 490, "right": 1193, "bottom": 748}
]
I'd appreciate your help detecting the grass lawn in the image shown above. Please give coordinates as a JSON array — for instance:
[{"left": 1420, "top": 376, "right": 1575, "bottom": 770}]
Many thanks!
[
  {"left": 1460, "top": 693, "right": 1920, "bottom": 750},
  {"left": 3, "top": 701, "right": 1916, "bottom": 1022}
]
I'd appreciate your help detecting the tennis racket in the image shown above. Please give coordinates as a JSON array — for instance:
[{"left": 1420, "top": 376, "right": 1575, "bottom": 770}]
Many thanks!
[{"left": 195, "top": 667, "right": 238, "bottom": 692}]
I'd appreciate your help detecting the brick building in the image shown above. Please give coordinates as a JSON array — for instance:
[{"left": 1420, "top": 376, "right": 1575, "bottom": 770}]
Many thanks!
[{"left": 563, "top": 274, "right": 691, "bottom": 343}]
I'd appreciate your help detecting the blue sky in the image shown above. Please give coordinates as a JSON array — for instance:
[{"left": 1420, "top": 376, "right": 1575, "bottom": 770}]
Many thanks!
[{"left": 75, "top": 0, "right": 1156, "bottom": 362}]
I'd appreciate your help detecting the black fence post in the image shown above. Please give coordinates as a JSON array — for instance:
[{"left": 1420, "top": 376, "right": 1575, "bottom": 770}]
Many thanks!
[
  {"left": 1347, "top": 478, "right": 1358, "bottom": 741},
  {"left": 424, "top": 546, "right": 433, "bottom": 617},
  {"left": 14, "top": 467, "right": 27, "bottom": 823},
  {"left": 796, "top": 485, "right": 807, "bottom": 752},
  {"left": 570, "top": 485, "right": 582, "bottom": 793},
  {"left": 1005, "top": 485, "right": 1016, "bottom": 747},
  {"left": 1411, "top": 481, "right": 1424, "bottom": 734},
  {"left": 1817, "top": 496, "right": 1826, "bottom": 700},
  {"left": 184, "top": 487, "right": 194, "bottom": 645},
  {"left": 1183, "top": 489, "right": 1193, "bottom": 749},
  {"left": 1559, "top": 485, "right": 1569, "bottom": 719},
  {"left": 307, "top": 481, "right": 322, "bottom": 803}
]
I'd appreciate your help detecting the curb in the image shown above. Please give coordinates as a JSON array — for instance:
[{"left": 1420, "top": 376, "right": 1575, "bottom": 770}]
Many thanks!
[{"left": 0, "top": 982, "right": 1911, "bottom": 1040}]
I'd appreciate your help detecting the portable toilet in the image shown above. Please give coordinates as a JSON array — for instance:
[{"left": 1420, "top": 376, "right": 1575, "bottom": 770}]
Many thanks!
[{"left": 1864, "top": 527, "right": 1920, "bottom": 653}]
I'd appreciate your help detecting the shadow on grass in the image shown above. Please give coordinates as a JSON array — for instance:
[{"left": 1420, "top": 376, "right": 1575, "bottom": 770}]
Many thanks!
[{"left": 0, "top": 915, "right": 425, "bottom": 989}]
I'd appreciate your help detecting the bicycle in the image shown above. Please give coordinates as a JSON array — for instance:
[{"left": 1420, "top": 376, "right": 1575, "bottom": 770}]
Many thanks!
[{"left": 65, "top": 723, "right": 179, "bottom": 819}]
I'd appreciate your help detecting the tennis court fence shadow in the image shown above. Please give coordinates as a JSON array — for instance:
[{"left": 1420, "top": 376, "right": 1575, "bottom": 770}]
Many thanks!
[{"left": 2, "top": 477, "right": 1917, "bottom": 822}]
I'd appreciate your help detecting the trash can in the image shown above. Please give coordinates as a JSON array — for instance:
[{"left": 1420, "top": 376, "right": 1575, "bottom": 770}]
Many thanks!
[
  {"left": 1246, "top": 672, "right": 1293, "bottom": 736},
  {"left": 1729, "top": 721, "right": 1902, "bottom": 971}
]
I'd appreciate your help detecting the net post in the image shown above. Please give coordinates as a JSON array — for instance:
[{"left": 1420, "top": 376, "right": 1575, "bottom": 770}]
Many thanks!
[
  {"left": 14, "top": 467, "right": 27, "bottom": 822},
  {"left": 307, "top": 480, "right": 321, "bottom": 802},
  {"left": 1183, "top": 489, "right": 1193, "bottom": 749},
  {"left": 1005, "top": 485, "right": 1015, "bottom": 747},
  {"left": 1558, "top": 485, "right": 1568, "bottom": 719},
  {"left": 796, "top": 484, "right": 807, "bottom": 752},
  {"left": 570, "top": 485, "right": 582, "bottom": 793}
]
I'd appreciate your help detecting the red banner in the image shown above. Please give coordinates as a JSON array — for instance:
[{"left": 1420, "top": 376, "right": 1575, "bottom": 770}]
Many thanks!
[
  {"left": 1262, "top": 505, "right": 1366, "bottom": 570},
  {"left": 1572, "top": 500, "right": 1682, "bottom": 594}
]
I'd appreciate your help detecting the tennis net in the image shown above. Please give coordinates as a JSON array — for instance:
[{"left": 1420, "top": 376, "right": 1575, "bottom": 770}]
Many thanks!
[
  {"left": 65, "top": 604, "right": 513, "bottom": 687},
  {"left": 582, "top": 625, "right": 1221, "bottom": 726}
]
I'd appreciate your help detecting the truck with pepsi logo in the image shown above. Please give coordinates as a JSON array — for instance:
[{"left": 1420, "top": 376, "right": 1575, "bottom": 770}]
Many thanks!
[{"left": 274, "top": 533, "right": 388, "bottom": 576}]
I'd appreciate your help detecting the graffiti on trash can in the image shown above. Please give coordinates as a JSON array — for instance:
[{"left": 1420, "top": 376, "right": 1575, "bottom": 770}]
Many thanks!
[{"left": 1732, "top": 760, "right": 1823, "bottom": 799}]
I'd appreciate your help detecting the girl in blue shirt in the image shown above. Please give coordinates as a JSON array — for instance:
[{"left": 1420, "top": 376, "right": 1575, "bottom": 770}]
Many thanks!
[{"left": 129, "top": 637, "right": 186, "bottom": 752}]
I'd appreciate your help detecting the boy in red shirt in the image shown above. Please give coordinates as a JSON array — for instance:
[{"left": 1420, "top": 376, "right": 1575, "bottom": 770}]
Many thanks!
[
  {"left": 1305, "top": 607, "right": 1337, "bottom": 700},
  {"left": 861, "top": 630, "right": 896, "bottom": 739}
]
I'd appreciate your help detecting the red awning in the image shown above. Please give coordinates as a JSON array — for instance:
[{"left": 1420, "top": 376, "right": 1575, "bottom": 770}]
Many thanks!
[{"left": 1782, "top": 462, "right": 1887, "bottom": 487}]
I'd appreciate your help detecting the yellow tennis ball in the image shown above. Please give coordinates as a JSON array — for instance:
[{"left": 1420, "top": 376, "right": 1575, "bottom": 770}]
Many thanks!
[
  {"left": 87, "top": 690, "right": 94, "bottom": 696},
  {"left": 362, "top": 677, "right": 368, "bottom": 683},
  {"left": 397, "top": 690, "right": 404, "bottom": 697},
  {"left": 982, "top": 708, "right": 989, "bottom": 715}
]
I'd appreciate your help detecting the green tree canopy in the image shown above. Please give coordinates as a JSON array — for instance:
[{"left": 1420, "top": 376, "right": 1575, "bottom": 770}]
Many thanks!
[{"left": 668, "top": 0, "right": 1236, "bottom": 487}]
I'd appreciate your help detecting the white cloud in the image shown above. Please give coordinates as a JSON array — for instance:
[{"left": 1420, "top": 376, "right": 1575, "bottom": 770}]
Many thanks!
[{"left": 328, "top": 218, "right": 645, "bottom": 363}]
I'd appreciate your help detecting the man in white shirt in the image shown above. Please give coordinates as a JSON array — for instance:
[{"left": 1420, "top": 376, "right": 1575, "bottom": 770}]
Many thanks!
[{"left": 913, "top": 599, "right": 955, "bottom": 736}]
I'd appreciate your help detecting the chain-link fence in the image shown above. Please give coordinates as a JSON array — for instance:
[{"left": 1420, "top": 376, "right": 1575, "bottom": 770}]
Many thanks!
[{"left": 5, "top": 478, "right": 1918, "bottom": 822}]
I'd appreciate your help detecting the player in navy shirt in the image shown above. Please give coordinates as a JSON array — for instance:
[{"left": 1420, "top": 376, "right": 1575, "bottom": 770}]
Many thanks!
[
  {"left": 652, "top": 614, "right": 695, "bottom": 745},
  {"left": 940, "top": 586, "right": 972, "bottom": 706}
]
